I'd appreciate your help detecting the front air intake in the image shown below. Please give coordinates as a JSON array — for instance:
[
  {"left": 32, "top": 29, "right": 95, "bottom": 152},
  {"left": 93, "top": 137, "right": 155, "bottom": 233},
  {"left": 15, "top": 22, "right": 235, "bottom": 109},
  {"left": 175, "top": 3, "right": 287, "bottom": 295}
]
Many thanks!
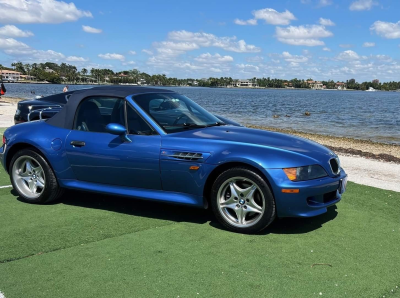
[{"left": 329, "top": 158, "right": 340, "bottom": 175}]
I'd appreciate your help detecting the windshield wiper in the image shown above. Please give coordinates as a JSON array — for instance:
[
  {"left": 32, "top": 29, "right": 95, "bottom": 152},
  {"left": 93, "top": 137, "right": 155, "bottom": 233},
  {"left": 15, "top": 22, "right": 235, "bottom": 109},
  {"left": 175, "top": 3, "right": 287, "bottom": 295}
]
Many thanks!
[
  {"left": 181, "top": 123, "right": 207, "bottom": 129},
  {"left": 205, "top": 121, "right": 226, "bottom": 127}
]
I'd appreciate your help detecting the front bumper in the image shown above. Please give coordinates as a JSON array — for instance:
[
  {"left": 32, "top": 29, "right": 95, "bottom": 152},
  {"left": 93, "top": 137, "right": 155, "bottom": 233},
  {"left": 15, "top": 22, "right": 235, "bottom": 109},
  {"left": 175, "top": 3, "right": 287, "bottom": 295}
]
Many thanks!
[
  {"left": 264, "top": 168, "right": 347, "bottom": 218},
  {"left": 0, "top": 143, "right": 7, "bottom": 171}
]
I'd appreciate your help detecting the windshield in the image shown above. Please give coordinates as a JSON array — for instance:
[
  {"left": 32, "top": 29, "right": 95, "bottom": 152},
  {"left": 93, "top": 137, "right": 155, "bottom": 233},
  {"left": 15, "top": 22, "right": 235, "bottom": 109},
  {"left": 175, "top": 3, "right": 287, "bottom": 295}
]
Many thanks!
[{"left": 132, "top": 93, "right": 223, "bottom": 133}]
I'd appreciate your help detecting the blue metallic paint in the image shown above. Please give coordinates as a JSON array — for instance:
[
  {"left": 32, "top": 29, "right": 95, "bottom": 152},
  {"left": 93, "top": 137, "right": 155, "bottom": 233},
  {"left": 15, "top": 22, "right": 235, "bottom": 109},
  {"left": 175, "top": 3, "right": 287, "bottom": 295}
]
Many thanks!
[{"left": 1, "top": 93, "right": 347, "bottom": 217}]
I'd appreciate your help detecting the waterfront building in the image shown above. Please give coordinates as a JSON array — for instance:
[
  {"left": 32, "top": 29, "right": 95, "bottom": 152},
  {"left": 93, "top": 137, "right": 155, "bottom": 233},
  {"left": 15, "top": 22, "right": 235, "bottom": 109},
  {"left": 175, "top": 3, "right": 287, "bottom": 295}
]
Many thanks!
[
  {"left": 0, "top": 70, "right": 21, "bottom": 81},
  {"left": 310, "top": 81, "right": 324, "bottom": 90},
  {"left": 229, "top": 79, "right": 258, "bottom": 87},
  {"left": 335, "top": 82, "right": 347, "bottom": 90}
]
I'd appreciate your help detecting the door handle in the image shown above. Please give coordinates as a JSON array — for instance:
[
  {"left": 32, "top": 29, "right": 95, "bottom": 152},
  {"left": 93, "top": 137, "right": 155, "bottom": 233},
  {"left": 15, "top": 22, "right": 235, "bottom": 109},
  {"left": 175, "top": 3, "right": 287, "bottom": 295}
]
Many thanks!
[{"left": 70, "top": 141, "right": 86, "bottom": 147}]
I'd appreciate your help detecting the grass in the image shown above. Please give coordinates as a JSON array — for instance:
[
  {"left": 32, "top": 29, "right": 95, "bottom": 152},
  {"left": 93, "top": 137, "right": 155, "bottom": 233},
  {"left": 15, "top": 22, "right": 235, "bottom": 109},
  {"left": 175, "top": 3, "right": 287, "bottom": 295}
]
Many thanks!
[{"left": 0, "top": 169, "right": 400, "bottom": 297}]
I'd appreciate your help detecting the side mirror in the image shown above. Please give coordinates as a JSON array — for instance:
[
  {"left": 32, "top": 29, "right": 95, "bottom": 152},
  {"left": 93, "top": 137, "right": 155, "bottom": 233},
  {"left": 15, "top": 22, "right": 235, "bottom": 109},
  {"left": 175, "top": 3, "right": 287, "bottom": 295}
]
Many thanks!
[{"left": 106, "top": 123, "right": 132, "bottom": 143}]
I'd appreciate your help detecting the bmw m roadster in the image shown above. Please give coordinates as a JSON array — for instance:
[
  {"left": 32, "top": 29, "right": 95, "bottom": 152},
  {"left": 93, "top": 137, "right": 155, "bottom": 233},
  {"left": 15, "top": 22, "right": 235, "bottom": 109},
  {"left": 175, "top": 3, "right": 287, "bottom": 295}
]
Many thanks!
[{"left": 1, "top": 87, "right": 347, "bottom": 233}]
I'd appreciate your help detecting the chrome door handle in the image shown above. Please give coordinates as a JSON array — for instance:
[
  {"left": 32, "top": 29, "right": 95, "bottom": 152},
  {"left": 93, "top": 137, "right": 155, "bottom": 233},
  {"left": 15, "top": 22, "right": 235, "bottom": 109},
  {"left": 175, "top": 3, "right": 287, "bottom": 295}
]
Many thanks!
[{"left": 70, "top": 141, "right": 85, "bottom": 147}]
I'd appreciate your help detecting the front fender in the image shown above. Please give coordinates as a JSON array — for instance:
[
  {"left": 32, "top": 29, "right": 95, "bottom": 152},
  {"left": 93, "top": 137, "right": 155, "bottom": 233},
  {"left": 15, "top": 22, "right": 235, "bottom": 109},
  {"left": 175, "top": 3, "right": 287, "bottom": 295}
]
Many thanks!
[{"left": 206, "top": 143, "right": 320, "bottom": 169}]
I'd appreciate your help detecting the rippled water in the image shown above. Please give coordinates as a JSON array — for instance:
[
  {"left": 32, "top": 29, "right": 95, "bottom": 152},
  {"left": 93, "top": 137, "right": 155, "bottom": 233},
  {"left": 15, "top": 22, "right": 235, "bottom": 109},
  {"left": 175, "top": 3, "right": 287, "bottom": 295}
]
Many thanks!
[{"left": 4, "top": 83, "right": 400, "bottom": 144}]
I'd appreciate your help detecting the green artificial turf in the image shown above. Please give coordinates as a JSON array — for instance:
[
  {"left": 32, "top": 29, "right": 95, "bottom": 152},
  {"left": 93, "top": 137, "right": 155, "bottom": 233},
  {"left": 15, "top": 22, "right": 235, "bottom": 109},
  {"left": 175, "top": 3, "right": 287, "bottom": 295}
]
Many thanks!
[{"left": 0, "top": 178, "right": 399, "bottom": 297}]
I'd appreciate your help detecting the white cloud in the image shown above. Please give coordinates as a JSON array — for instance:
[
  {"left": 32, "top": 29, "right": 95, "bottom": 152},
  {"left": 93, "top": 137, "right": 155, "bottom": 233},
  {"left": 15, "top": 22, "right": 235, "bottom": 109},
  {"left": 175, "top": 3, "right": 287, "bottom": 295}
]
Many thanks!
[
  {"left": 281, "top": 51, "right": 309, "bottom": 63},
  {"left": 319, "top": 18, "right": 335, "bottom": 26},
  {"left": 371, "top": 21, "right": 400, "bottom": 39},
  {"left": 82, "top": 25, "right": 102, "bottom": 34},
  {"left": 128, "top": 51, "right": 136, "bottom": 55},
  {"left": 276, "top": 25, "right": 333, "bottom": 46},
  {"left": 0, "top": 38, "right": 67, "bottom": 62},
  {"left": 98, "top": 53, "right": 125, "bottom": 61},
  {"left": 142, "top": 49, "right": 153, "bottom": 55},
  {"left": 235, "top": 8, "right": 296, "bottom": 26},
  {"left": 0, "top": 25, "right": 33, "bottom": 37},
  {"left": 66, "top": 56, "right": 87, "bottom": 62},
  {"left": 252, "top": 8, "right": 296, "bottom": 25},
  {"left": 168, "top": 30, "right": 261, "bottom": 53},
  {"left": 363, "top": 42, "right": 375, "bottom": 47},
  {"left": 374, "top": 54, "right": 392, "bottom": 62},
  {"left": 0, "top": 0, "right": 92, "bottom": 24},
  {"left": 154, "top": 41, "right": 200, "bottom": 56},
  {"left": 349, "top": 0, "right": 378, "bottom": 11},
  {"left": 194, "top": 53, "right": 233, "bottom": 63},
  {"left": 210, "top": 68, "right": 222, "bottom": 72},
  {"left": 337, "top": 50, "right": 366, "bottom": 61},
  {"left": 322, "top": 47, "right": 331, "bottom": 51},
  {"left": 122, "top": 61, "right": 136, "bottom": 66},
  {"left": 234, "top": 19, "right": 257, "bottom": 26},
  {"left": 0, "top": 38, "right": 30, "bottom": 49},
  {"left": 6, "top": 48, "right": 66, "bottom": 62},
  {"left": 319, "top": 0, "right": 333, "bottom": 7},
  {"left": 236, "top": 63, "right": 260, "bottom": 72},
  {"left": 246, "top": 56, "right": 264, "bottom": 62}
]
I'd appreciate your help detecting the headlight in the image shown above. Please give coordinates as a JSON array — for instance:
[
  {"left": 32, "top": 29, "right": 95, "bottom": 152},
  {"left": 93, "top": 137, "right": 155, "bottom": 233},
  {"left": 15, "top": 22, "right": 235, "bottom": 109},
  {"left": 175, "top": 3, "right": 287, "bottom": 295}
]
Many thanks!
[
  {"left": 15, "top": 109, "right": 21, "bottom": 116},
  {"left": 283, "top": 165, "right": 327, "bottom": 181}
]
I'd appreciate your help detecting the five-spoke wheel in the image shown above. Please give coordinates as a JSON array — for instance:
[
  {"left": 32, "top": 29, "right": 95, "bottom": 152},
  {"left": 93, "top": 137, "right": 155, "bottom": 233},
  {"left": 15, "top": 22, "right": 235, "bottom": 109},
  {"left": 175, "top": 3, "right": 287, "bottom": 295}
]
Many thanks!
[
  {"left": 12, "top": 156, "right": 45, "bottom": 199},
  {"left": 211, "top": 167, "right": 276, "bottom": 233},
  {"left": 10, "top": 149, "right": 64, "bottom": 203}
]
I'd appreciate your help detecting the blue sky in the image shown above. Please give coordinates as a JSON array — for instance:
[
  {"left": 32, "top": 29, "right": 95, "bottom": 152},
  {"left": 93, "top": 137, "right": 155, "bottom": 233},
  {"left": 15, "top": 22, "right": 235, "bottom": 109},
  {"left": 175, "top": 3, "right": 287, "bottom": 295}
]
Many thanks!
[{"left": 1, "top": 0, "right": 400, "bottom": 81}]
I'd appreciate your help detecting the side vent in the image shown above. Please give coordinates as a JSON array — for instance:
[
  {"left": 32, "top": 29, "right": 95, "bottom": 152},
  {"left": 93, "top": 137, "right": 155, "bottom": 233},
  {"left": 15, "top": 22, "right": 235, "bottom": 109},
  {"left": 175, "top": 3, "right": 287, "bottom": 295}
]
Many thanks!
[{"left": 169, "top": 152, "right": 203, "bottom": 161}]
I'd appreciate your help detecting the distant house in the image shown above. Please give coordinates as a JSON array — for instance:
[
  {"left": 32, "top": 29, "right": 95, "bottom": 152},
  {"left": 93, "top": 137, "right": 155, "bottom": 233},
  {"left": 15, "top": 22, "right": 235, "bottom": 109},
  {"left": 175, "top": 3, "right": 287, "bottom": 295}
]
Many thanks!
[
  {"left": 335, "top": 82, "right": 347, "bottom": 90},
  {"left": 20, "top": 74, "right": 35, "bottom": 81},
  {"left": 0, "top": 70, "right": 21, "bottom": 81},
  {"left": 310, "top": 81, "right": 323, "bottom": 90},
  {"left": 187, "top": 80, "right": 198, "bottom": 86},
  {"left": 44, "top": 67, "right": 55, "bottom": 73},
  {"left": 137, "top": 78, "right": 147, "bottom": 85},
  {"left": 229, "top": 79, "right": 258, "bottom": 87}
]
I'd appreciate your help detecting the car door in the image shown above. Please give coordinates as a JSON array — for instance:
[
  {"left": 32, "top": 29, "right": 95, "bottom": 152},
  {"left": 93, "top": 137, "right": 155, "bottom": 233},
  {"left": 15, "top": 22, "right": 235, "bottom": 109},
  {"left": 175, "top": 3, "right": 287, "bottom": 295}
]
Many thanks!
[{"left": 65, "top": 96, "right": 162, "bottom": 190}]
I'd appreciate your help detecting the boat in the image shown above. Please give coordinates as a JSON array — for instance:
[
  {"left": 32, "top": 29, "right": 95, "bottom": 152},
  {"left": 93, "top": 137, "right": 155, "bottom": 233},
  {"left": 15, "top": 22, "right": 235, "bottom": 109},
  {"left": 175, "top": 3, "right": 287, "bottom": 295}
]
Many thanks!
[{"left": 365, "top": 87, "right": 377, "bottom": 92}]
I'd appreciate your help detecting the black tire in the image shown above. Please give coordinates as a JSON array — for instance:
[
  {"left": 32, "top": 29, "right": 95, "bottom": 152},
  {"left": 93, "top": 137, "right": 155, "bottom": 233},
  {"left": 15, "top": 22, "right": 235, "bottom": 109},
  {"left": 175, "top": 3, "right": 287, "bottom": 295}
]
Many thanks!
[
  {"left": 9, "top": 149, "right": 64, "bottom": 204},
  {"left": 210, "top": 167, "right": 276, "bottom": 234}
]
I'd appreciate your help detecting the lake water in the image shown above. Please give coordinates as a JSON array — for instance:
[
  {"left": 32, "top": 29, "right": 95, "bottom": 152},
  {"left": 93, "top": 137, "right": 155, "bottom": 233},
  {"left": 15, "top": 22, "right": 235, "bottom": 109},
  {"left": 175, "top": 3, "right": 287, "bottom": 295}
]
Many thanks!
[{"left": 3, "top": 83, "right": 400, "bottom": 145}]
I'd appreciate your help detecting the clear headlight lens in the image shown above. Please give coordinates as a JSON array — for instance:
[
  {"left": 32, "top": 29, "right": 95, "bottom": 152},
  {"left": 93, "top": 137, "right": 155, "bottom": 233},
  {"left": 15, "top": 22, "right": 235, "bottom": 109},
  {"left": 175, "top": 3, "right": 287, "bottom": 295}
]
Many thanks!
[
  {"left": 15, "top": 109, "right": 21, "bottom": 116},
  {"left": 283, "top": 165, "right": 328, "bottom": 181}
]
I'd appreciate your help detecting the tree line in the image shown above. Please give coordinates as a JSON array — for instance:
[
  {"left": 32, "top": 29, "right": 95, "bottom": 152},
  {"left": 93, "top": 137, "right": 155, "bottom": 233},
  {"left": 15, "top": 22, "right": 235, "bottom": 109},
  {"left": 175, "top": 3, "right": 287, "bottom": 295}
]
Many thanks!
[{"left": 1, "top": 62, "right": 400, "bottom": 91}]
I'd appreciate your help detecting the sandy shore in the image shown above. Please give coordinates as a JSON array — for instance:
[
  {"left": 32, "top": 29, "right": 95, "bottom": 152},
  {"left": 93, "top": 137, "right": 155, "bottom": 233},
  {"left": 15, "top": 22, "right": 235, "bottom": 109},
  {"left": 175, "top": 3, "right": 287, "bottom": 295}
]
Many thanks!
[{"left": 0, "top": 97, "right": 18, "bottom": 127}]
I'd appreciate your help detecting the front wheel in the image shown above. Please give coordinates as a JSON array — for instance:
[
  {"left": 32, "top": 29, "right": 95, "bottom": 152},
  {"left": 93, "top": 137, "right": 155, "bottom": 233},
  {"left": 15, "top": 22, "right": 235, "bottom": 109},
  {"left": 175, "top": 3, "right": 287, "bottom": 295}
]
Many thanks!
[
  {"left": 211, "top": 167, "right": 276, "bottom": 234},
  {"left": 10, "top": 149, "right": 64, "bottom": 204}
]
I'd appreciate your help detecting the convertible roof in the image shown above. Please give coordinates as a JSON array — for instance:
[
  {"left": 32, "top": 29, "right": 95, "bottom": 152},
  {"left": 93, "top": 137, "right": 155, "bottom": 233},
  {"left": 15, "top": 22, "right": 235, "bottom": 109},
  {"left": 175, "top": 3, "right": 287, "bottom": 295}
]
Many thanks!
[{"left": 47, "top": 86, "right": 175, "bottom": 129}]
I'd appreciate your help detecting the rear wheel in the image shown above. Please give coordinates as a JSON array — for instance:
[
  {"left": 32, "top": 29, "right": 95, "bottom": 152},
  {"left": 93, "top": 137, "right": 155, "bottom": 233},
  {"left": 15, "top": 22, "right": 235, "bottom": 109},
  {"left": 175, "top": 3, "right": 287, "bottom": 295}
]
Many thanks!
[
  {"left": 10, "top": 149, "right": 64, "bottom": 203},
  {"left": 211, "top": 167, "right": 276, "bottom": 234}
]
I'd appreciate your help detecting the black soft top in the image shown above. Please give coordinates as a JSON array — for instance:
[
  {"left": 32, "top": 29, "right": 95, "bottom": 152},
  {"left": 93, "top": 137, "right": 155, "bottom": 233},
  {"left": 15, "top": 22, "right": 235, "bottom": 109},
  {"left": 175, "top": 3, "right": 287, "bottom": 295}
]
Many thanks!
[{"left": 47, "top": 86, "right": 174, "bottom": 129}]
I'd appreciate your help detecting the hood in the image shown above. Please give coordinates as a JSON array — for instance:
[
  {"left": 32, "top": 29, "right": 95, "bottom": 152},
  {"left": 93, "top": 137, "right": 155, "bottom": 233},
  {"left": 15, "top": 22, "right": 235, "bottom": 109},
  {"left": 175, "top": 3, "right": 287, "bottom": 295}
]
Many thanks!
[{"left": 170, "top": 126, "right": 335, "bottom": 161}]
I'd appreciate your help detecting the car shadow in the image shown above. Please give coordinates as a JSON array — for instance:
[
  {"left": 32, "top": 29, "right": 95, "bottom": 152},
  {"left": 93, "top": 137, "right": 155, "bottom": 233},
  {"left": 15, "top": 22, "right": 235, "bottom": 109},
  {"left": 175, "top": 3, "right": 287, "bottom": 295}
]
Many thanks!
[
  {"left": 59, "top": 190, "right": 212, "bottom": 225},
  {"left": 11, "top": 189, "right": 338, "bottom": 234},
  {"left": 209, "top": 205, "right": 338, "bottom": 235}
]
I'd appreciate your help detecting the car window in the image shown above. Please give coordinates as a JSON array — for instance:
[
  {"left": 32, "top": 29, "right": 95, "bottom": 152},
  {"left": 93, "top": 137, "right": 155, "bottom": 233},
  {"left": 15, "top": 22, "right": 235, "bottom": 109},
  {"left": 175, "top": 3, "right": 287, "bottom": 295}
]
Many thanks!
[
  {"left": 126, "top": 105, "right": 156, "bottom": 135},
  {"left": 133, "top": 93, "right": 221, "bottom": 133},
  {"left": 74, "top": 97, "right": 125, "bottom": 132}
]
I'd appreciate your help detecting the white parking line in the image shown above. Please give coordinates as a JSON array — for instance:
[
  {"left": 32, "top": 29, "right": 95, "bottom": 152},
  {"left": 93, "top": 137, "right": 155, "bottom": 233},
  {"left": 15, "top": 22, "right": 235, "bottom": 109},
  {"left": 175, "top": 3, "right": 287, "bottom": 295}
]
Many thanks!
[{"left": 0, "top": 185, "right": 12, "bottom": 189}]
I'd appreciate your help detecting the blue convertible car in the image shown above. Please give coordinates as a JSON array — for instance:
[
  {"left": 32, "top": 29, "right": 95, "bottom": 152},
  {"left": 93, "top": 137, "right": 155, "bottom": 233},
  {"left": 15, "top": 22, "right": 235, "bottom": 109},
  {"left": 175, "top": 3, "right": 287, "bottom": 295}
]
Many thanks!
[{"left": 1, "top": 87, "right": 347, "bottom": 233}]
